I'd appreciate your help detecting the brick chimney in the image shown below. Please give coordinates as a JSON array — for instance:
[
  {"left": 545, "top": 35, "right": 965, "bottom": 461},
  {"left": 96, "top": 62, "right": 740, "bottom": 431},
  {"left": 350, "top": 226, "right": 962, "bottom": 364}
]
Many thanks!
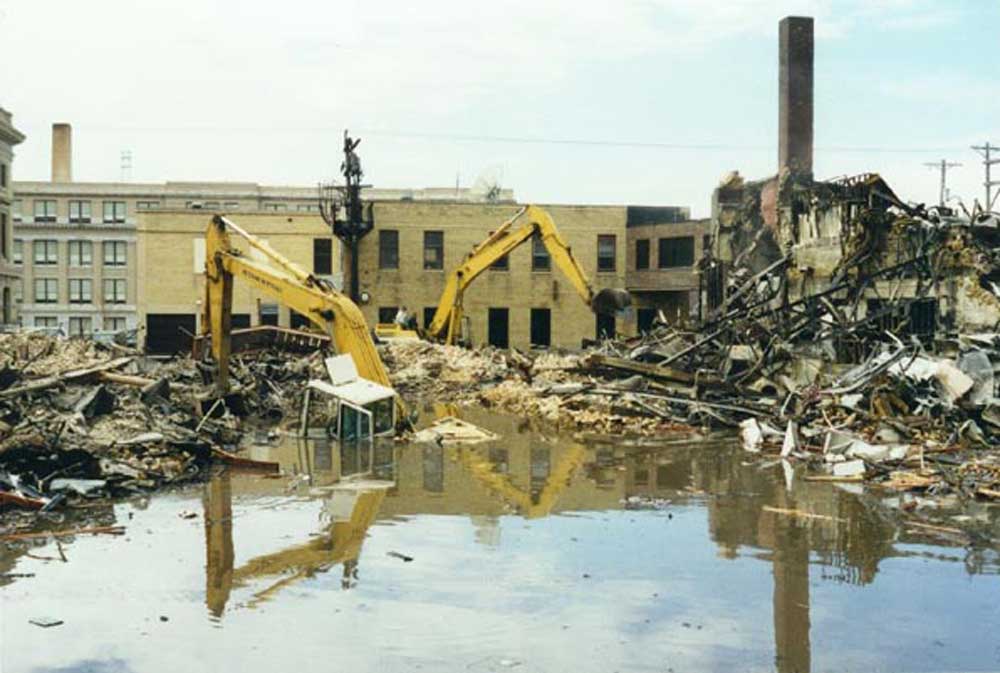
[
  {"left": 778, "top": 17, "right": 813, "bottom": 177},
  {"left": 51, "top": 123, "right": 72, "bottom": 183}
]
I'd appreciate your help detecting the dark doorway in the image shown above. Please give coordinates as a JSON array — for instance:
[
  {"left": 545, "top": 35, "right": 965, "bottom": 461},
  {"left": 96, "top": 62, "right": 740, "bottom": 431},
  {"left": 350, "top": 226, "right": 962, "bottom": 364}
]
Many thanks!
[
  {"left": 488, "top": 308, "right": 509, "bottom": 348},
  {"left": 423, "top": 307, "right": 437, "bottom": 329},
  {"left": 146, "top": 313, "right": 196, "bottom": 354},
  {"left": 530, "top": 308, "right": 551, "bottom": 347},
  {"left": 290, "top": 310, "right": 310, "bottom": 330},
  {"left": 596, "top": 313, "right": 615, "bottom": 340},
  {"left": 637, "top": 308, "right": 657, "bottom": 334},
  {"left": 378, "top": 307, "right": 398, "bottom": 324},
  {"left": 231, "top": 314, "right": 250, "bottom": 329}
]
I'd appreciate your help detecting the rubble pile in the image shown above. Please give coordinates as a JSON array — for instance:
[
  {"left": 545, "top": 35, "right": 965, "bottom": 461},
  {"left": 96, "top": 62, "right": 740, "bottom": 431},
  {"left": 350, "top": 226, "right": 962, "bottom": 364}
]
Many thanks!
[{"left": 0, "top": 334, "right": 320, "bottom": 515}]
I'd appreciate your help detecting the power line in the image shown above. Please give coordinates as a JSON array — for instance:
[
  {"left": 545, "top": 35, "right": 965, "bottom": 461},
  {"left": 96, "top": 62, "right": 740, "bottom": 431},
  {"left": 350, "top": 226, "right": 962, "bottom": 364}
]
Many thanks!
[
  {"left": 74, "top": 123, "right": 961, "bottom": 154},
  {"left": 923, "top": 158, "right": 961, "bottom": 207}
]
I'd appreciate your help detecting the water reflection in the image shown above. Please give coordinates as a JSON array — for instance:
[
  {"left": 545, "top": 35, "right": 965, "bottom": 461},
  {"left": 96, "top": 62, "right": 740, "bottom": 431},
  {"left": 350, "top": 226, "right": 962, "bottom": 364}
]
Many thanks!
[{"left": 194, "top": 408, "right": 997, "bottom": 672}]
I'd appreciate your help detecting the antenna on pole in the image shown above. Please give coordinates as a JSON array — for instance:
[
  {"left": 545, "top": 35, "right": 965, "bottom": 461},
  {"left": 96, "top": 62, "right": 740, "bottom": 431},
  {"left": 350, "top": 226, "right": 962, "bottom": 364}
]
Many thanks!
[
  {"left": 120, "top": 150, "right": 132, "bottom": 182},
  {"left": 923, "top": 158, "right": 961, "bottom": 208}
]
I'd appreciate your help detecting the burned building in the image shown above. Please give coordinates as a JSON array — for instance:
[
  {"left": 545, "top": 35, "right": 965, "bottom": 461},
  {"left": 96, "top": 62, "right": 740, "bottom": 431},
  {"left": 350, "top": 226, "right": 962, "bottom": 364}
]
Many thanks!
[{"left": 706, "top": 16, "right": 1000, "bottom": 354}]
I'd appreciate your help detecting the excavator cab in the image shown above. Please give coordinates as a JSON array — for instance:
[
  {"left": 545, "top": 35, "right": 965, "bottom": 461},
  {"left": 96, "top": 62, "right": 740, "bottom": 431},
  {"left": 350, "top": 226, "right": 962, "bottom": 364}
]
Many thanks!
[{"left": 298, "top": 355, "right": 396, "bottom": 441}]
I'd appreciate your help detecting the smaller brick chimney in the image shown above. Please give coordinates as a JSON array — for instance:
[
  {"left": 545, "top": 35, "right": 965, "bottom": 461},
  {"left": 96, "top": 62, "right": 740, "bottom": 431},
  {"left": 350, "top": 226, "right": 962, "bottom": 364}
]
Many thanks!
[{"left": 51, "top": 123, "right": 72, "bottom": 183}]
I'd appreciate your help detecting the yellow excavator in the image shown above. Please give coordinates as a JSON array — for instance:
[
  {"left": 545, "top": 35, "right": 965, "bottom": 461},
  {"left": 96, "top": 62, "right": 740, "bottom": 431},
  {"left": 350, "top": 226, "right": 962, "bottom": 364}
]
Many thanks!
[
  {"left": 201, "top": 215, "right": 403, "bottom": 429},
  {"left": 376, "top": 205, "right": 631, "bottom": 345}
]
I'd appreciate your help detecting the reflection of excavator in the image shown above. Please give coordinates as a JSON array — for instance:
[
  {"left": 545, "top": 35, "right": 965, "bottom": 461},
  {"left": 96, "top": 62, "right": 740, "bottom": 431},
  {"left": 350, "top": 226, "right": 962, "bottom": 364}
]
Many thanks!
[{"left": 377, "top": 205, "right": 631, "bottom": 345}]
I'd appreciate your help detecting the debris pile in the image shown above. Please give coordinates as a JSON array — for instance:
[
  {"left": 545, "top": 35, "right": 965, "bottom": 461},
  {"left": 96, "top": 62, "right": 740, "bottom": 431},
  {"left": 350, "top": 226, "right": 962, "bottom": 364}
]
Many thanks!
[{"left": 0, "top": 334, "right": 321, "bottom": 515}]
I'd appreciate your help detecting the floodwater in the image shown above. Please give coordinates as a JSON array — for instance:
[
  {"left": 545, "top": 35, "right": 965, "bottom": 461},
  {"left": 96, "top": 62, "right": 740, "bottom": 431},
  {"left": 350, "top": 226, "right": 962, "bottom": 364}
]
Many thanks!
[{"left": 2, "top": 408, "right": 999, "bottom": 673}]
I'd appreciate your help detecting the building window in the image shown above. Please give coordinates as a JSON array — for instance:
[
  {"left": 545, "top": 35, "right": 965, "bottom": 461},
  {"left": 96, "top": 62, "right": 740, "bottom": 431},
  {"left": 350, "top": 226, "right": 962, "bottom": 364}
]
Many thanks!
[
  {"left": 102, "top": 201, "right": 126, "bottom": 223},
  {"left": 69, "top": 317, "right": 92, "bottom": 337},
  {"left": 104, "top": 317, "right": 126, "bottom": 332},
  {"left": 0, "top": 163, "right": 6, "bottom": 187},
  {"left": 104, "top": 278, "right": 127, "bottom": 304},
  {"left": 14, "top": 279, "right": 22, "bottom": 303},
  {"left": 531, "top": 234, "right": 550, "bottom": 271},
  {"left": 313, "top": 238, "right": 332, "bottom": 275},
  {"left": 69, "top": 200, "right": 92, "bottom": 223},
  {"left": 13, "top": 239, "right": 22, "bottom": 264},
  {"left": 0, "top": 214, "right": 6, "bottom": 260},
  {"left": 259, "top": 303, "right": 279, "bottom": 326},
  {"left": 658, "top": 236, "right": 695, "bottom": 268},
  {"left": 223, "top": 202, "right": 239, "bottom": 210},
  {"left": 488, "top": 231, "right": 509, "bottom": 270},
  {"left": 204, "top": 202, "right": 220, "bottom": 210},
  {"left": 263, "top": 203, "right": 287, "bottom": 211},
  {"left": 103, "top": 241, "right": 127, "bottom": 266},
  {"left": 34, "top": 200, "right": 57, "bottom": 223},
  {"left": 379, "top": 230, "right": 399, "bottom": 269},
  {"left": 423, "top": 231, "right": 444, "bottom": 270},
  {"left": 296, "top": 204, "right": 318, "bottom": 212},
  {"left": 136, "top": 201, "right": 160, "bottom": 210},
  {"left": 12, "top": 200, "right": 22, "bottom": 222},
  {"left": 530, "top": 308, "right": 551, "bottom": 347},
  {"left": 69, "top": 278, "right": 93, "bottom": 304},
  {"left": 635, "top": 239, "right": 650, "bottom": 270},
  {"left": 33, "top": 240, "right": 58, "bottom": 265},
  {"left": 34, "top": 316, "right": 58, "bottom": 329},
  {"left": 378, "top": 307, "right": 398, "bottom": 324},
  {"left": 597, "top": 235, "right": 616, "bottom": 272},
  {"left": 69, "top": 240, "right": 93, "bottom": 266},
  {"left": 34, "top": 278, "right": 58, "bottom": 303}
]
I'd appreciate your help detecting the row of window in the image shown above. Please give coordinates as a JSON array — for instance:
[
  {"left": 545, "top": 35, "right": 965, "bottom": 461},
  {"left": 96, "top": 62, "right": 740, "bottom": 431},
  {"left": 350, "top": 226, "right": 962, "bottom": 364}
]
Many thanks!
[
  {"left": 13, "top": 240, "right": 128, "bottom": 266},
  {"left": 376, "top": 305, "right": 615, "bottom": 347},
  {"left": 377, "top": 231, "right": 618, "bottom": 273},
  {"left": 28, "top": 278, "right": 127, "bottom": 304},
  {"left": 33, "top": 316, "right": 127, "bottom": 336},
  {"left": 17, "top": 200, "right": 131, "bottom": 224},
  {"left": 13, "top": 199, "right": 320, "bottom": 221},
  {"left": 634, "top": 236, "right": 695, "bottom": 270}
]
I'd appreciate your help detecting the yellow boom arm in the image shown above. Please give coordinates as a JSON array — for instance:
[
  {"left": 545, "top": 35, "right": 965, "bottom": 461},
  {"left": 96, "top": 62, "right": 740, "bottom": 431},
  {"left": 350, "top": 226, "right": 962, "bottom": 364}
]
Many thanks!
[
  {"left": 202, "top": 215, "right": 392, "bottom": 395},
  {"left": 426, "top": 205, "right": 606, "bottom": 344}
]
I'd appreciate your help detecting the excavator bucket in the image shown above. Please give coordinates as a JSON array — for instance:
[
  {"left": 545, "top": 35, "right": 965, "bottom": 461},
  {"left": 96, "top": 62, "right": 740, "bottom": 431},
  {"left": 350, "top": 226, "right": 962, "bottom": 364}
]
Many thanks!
[{"left": 591, "top": 288, "right": 632, "bottom": 315}]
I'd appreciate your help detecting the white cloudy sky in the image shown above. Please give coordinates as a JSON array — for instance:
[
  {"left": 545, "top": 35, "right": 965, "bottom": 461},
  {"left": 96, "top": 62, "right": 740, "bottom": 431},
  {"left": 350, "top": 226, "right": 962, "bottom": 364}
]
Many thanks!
[{"left": 1, "top": 0, "right": 997, "bottom": 216}]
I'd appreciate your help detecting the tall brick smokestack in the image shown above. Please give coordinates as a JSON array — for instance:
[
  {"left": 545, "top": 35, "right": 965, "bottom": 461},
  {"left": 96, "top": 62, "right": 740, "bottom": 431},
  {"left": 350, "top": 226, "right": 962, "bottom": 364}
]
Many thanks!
[
  {"left": 778, "top": 17, "right": 813, "bottom": 176},
  {"left": 51, "top": 123, "right": 72, "bottom": 183}
]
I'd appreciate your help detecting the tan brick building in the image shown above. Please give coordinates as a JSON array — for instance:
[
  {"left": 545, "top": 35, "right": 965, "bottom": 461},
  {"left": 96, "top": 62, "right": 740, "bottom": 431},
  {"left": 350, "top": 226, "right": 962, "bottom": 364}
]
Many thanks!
[
  {"left": 13, "top": 123, "right": 508, "bottom": 338},
  {"left": 359, "top": 201, "right": 633, "bottom": 349},
  {"left": 623, "top": 207, "right": 709, "bottom": 329},
  {"left": 136, "top": 210, "right": 339, "bottom": 352},
  {"left": 0, "top": 107, "right": 25, "bottom": 326}
]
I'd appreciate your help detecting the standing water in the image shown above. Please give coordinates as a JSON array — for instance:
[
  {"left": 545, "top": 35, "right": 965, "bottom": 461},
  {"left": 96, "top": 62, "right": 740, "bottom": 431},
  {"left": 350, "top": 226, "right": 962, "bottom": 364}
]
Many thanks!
[{"left": 2, "top": 408, "right": 998, "bottom": 672}]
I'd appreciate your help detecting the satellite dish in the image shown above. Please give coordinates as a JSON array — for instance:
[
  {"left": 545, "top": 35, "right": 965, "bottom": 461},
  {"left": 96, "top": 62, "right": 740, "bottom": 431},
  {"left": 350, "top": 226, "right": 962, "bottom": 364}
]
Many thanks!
[{"left": 470, "top": 165, "right": 505, "bottom": 202}]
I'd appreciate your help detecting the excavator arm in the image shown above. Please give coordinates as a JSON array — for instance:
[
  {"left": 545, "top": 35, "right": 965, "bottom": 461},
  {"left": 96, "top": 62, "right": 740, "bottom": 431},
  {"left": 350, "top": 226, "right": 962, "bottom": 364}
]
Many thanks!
[
  {"left": 426, "top": 205, "right": 629, "bottom": 344},
  {"left": 202, "top": 215, "right": 392, "bottom": 395}
]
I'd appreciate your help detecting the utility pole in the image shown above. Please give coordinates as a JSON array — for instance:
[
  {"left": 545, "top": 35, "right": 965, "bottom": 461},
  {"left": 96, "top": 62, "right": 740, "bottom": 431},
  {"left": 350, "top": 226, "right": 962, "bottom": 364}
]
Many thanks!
[
  {"left": 971, "top": 142, "right": 1000, "bottom": 212},
  {"left": 319, "top": 130, "right": 374, "bottom": 304},
  {"left": 923, "top": 158, "right": 961, "bottom": 207}
]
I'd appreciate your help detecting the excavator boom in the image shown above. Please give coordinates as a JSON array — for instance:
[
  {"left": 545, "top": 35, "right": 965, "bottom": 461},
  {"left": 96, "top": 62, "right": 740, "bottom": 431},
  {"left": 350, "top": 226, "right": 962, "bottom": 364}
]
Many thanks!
[
  {"left": 202, "top": 215, "right": 393, "bottom": 395},
  {"left": 425, "top": 205, "right": 630, "bottom": 344}
]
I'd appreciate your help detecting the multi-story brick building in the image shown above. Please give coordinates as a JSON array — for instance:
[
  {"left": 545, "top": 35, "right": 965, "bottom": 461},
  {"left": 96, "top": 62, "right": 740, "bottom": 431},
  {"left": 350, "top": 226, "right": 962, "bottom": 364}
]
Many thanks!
[
  {"left": 0, "top": 107, "right": 25, "bottom": 327},
  {"left": 13, "top": 123, "right": 510, "bottom": 337},
  {"left": 16, "top": 123, "right": 706, "bottom": 351}
]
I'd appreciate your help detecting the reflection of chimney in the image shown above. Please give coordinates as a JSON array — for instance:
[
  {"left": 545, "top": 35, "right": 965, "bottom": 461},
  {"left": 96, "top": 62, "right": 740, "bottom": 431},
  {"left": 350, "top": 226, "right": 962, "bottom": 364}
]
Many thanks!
[
  {"left": 51, "top": 123, "right": 72, "bottom": 183},
  {"left": 778, "top": 17, "right": 813, "bottom": 176}
]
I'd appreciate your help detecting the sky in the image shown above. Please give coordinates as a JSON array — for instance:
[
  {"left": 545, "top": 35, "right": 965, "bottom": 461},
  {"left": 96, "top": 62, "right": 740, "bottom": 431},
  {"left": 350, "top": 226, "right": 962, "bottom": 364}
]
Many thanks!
[{"left": 1, "top": 0, "right": 997, "bottom": 217}]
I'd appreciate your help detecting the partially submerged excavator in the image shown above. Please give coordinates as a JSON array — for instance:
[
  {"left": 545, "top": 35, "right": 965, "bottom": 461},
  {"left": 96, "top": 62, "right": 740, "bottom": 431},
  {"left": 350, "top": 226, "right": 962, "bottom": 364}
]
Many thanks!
[
  {"left": 377, "top": 205, "right": 631, "bottom": 344},
  {"left": 201, "top": 214, "right": 401, "bottom": 440}
]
